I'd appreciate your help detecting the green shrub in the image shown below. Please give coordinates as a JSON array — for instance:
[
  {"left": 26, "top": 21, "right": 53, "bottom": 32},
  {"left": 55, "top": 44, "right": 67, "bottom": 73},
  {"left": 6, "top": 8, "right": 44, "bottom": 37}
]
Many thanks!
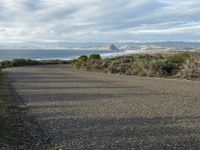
[
  {"left": 161, "top": 63, "right": 177, "bottom": 75},
  {"left": 89, "top": 54, "right": 101, "bottom": 60},
  {"left": 131, "top": 62, "right": 143, "bottom": 75},
  {"left": 166, "top": 55, "right": 184, "bottom": 65},
  {"left": 0, "top": 61, "right": 12, "bottom": 68},
  {"left": 78, "top": 55, "right": 88, "bottom": 62},
  {"left": 9, "top": 59, "right": 39, "bottom": 67},
  {"left": 11, "top": 59, "right": 26, "bottom": 66},
  {"left": 161, "top": 54, "right": 188, "bottom": 76},
  {"left": 71, "top": 59, "right": 78, "bottom": 64}
]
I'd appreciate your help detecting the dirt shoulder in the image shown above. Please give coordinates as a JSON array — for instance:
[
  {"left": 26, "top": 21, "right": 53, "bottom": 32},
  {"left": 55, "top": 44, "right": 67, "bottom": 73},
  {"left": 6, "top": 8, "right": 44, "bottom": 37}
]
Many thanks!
[{"left": 0, "top": 72, "right": 52, "bottom": 150}]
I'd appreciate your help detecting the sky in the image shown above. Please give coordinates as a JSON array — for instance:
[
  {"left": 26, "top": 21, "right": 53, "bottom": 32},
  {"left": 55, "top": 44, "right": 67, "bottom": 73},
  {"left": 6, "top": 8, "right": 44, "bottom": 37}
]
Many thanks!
[{"left": 0, "top": 0, "right": 200, "bottom": 42}]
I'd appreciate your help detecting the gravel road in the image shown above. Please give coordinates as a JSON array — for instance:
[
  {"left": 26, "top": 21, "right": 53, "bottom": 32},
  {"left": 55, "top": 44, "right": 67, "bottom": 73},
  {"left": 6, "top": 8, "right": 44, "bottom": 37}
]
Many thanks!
[{"left": 4, "top": 65, "right": 200, "bottom": 149}]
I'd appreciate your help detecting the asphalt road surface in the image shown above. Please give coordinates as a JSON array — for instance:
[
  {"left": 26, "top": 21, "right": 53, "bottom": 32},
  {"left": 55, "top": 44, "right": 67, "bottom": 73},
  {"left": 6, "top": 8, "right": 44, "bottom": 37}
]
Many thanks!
[{"left": 4, "top": 65, "right": 200, "bottom": 149}]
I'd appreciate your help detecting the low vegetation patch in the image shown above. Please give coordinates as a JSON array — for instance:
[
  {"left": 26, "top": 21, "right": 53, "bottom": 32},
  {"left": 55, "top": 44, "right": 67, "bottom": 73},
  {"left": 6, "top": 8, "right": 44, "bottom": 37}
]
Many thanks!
[
  {"left": 0, "top": 58, "right": 69, "bottom": 69},
  {"left": 72, "top": 52, "right": 200, "bottom": 80},
  {"left": 179, "top": 52, "right": 200, "bottom": 80}
]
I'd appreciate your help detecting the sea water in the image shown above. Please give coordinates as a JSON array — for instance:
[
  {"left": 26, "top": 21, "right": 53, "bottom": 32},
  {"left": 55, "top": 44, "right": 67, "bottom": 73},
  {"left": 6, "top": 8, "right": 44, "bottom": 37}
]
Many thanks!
[{"left": 0, "top": 49, "right": 139, "bottom": 61}]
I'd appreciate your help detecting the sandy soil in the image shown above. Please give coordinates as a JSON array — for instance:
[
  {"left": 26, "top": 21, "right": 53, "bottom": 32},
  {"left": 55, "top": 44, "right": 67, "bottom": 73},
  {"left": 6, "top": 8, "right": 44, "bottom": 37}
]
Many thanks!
[{"left": 4, "top": 64, "right": 200, "bottom": 149}]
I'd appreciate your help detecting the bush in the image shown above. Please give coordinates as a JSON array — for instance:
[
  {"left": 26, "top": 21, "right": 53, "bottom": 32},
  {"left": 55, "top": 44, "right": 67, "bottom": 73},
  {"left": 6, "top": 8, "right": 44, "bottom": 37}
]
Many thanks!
[
  {"left": 166, "top": 55, "right": 184, "bottom": 65},
  {"left": 89, "top": 54, "right": 101, "bottom": 60},
  {"left": 162, "top": 63, "right": 177, "bottom": 75},
  {"left": 147, "top": 59, "right": 166, "bottom": 77},
  {"left": 0, "top": 60, "right": 12, "bottom": 68},
  {"left": 131, "top": 61, "right": 145, "bottom": 75},
  {"left": 78, "top": 55, "right": 88, "bottom": 62},
  {"left": 86, "top": 60, "right": 102, "bottom": 72},
  {"left": 179, "top": 52, "right": 200, "bottom": 79},
  {"left": 161, "top": 53, "right": 189, "bottom": 76},
  {"left": 74, "top": 61, "right": 82, "bottom": 69},
  {"left": 10, "top": 59, "right": 39, "bottom": 67}
]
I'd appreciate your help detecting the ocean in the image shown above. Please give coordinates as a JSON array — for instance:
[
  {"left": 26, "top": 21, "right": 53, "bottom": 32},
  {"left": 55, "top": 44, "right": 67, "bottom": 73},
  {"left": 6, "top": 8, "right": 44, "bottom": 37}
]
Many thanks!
[{"left": 0, "top": 49, "right": 139, "bottom": 61}]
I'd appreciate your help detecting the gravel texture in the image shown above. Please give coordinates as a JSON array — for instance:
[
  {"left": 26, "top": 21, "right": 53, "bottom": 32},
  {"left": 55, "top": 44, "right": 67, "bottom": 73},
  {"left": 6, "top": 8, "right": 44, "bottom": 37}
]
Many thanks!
[{"left": 4, "top": 64, "right": 200, "bottom": 149}]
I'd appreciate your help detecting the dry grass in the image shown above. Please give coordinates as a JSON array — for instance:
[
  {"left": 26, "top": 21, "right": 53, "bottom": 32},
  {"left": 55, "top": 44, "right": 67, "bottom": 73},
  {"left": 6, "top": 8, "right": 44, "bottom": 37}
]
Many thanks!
[
  {"left": 72, "top": 52, "right": 199, "bottom": 80},
  {"left": 179, "top": 52, "right": 200, "bottom": 79}
]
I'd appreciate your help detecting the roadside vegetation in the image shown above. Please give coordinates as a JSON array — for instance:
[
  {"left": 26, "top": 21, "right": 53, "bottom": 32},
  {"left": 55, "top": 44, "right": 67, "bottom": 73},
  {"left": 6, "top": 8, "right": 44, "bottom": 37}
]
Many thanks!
[
  {"left": 72, "top": 52, "right": 200, "bottom": 80},
  {"left": 0, "top": 58, "right": 69, "bottom": 69},
  {"left": 179, "top": 52, "right": 200, "bottom": 79}
]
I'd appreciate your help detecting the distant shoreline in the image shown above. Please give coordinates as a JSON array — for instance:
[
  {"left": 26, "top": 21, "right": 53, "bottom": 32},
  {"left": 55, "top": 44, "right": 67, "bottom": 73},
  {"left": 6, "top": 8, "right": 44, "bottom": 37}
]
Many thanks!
[{"left": 0, "top": 48, "right": 196, "bottom": 62}]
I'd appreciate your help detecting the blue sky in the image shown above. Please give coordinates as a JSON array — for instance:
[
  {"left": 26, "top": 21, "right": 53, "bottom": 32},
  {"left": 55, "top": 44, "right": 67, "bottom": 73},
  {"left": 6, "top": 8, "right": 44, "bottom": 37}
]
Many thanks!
[{"left": 0, "top": 0, "right": 200, "bottom": 42}]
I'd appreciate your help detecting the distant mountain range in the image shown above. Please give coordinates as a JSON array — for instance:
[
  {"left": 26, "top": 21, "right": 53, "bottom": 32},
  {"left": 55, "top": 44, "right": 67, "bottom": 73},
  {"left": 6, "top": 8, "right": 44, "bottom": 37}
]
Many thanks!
[{"left": 0, "top": 41, "right": 200, "bottom": 51}]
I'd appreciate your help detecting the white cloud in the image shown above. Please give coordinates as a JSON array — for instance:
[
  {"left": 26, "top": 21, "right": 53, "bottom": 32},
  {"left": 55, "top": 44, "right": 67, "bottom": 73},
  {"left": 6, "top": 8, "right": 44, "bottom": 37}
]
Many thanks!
[{"left": 0, "top": 0, "right": 200, "bottom": 42}]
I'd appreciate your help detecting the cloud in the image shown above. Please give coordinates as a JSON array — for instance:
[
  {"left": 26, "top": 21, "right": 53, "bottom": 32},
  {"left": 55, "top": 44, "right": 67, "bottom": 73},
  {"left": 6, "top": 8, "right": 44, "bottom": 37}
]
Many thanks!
[{"left": 0, "top": 0, "right": 200, "bottom": 42}]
